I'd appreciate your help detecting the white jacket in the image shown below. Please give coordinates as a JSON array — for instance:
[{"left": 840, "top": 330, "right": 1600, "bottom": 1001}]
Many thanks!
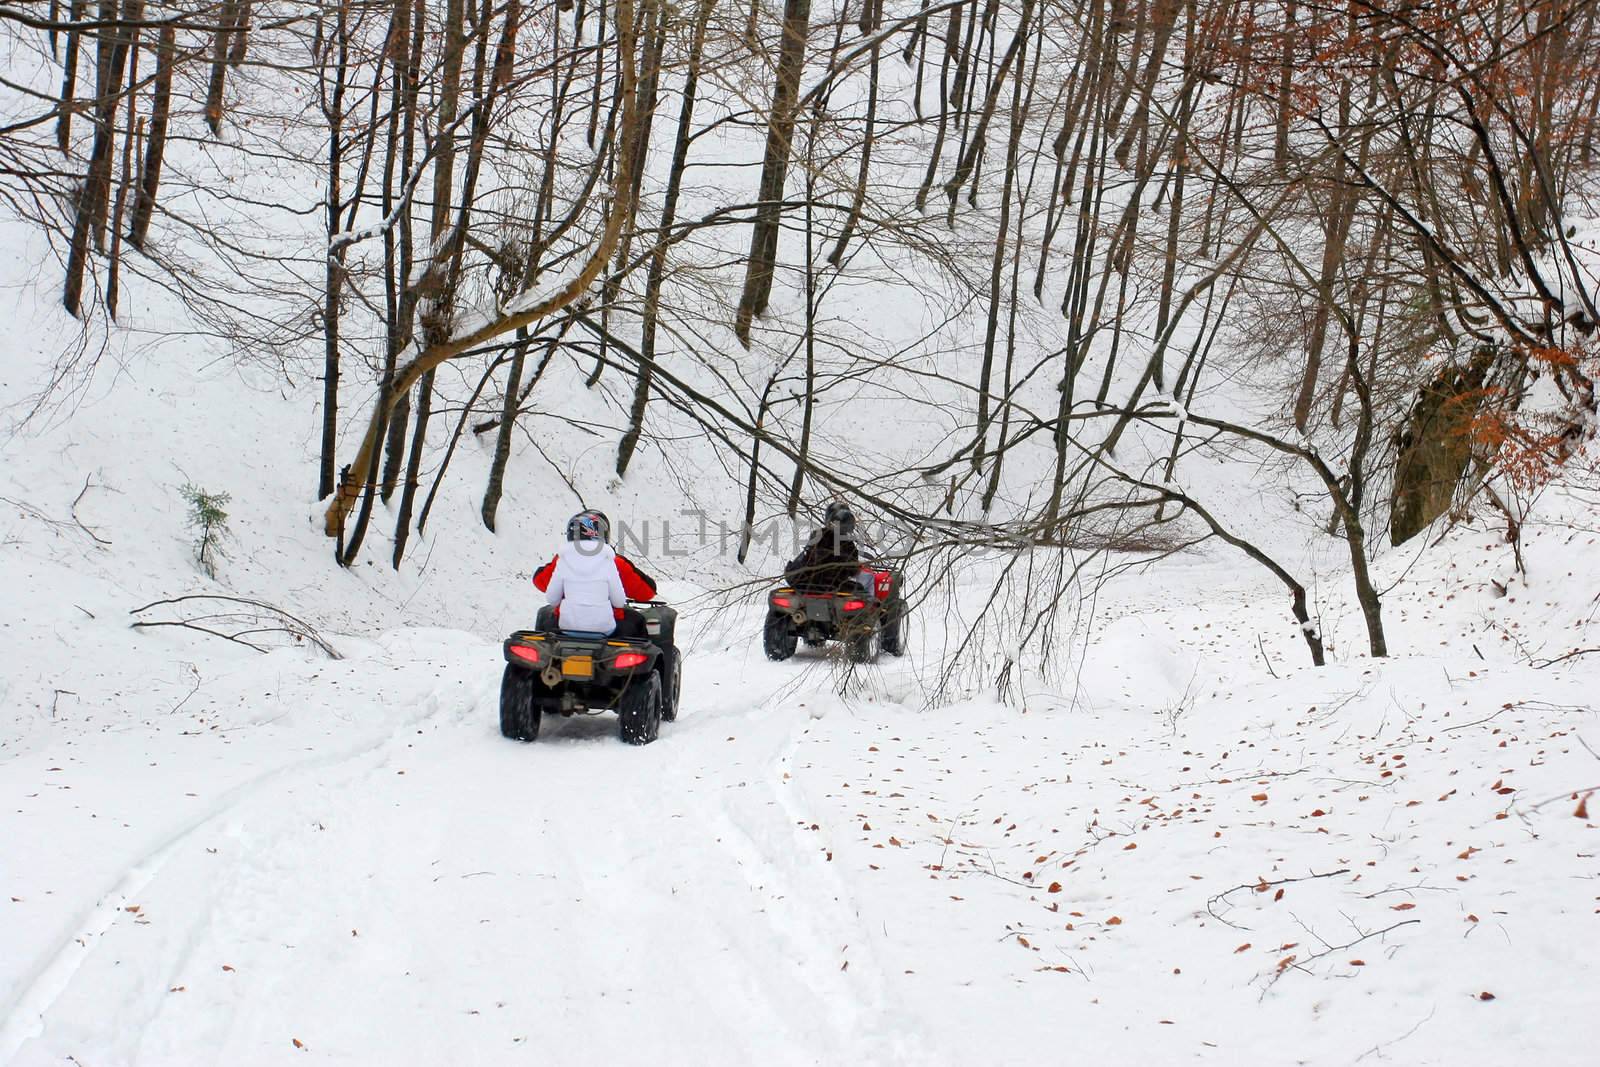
[{"left": 545, "top": 540, "right": 625, "bottom": 634}]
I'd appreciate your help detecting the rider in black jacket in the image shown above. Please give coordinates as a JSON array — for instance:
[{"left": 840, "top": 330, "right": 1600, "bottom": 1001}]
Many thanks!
[{"left": 784, "top": 502, "right": 863, "bottom": 593}]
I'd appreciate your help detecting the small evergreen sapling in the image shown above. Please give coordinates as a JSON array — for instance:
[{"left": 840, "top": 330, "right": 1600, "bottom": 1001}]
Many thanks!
[{"left": 180, "top": 484, "right": 231, "bottom": 578}]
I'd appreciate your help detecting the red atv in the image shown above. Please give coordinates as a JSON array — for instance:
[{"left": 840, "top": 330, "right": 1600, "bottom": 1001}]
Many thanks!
[
  {"left": 500, "top": 601, "right": 681, "bottom": 745},
  {"left": 763, "top": 568, "right": 907, "bottom": 664}
]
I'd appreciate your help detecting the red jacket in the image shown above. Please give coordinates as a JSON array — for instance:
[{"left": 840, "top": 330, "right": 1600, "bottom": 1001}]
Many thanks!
[{"left": 534, "top": 552, "right": 657, "bottom": 618}]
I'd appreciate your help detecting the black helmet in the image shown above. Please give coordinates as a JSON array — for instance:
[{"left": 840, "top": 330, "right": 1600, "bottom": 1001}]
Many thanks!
[
  {"left": 823, "top": 501, "right": 856, "bottom": 538},
  {"left": 566, "top": 511, "right": 606, "bottom": 542}
]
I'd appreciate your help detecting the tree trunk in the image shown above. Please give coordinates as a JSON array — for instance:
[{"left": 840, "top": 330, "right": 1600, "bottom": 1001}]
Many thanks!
[
  {"left": 482, "top": 338, "right": 531, "bottom": 531},
  {"left": 733, "top": 0, "right": 812, "bottom": 345},
  {"left": 617, "top": 0, "right": 712, "bottom": 477},
  {"left": 827, "top": 44, "right": 879, "bottom": 265},
  {"left": 127, "top": 23, "right": 173, "bottom": 249},
  {"left": 392, "top": 0, "right": 468, "bottom": 567},
  {"left": 204, "top": 0, "right": 242, "bottom": 134},
  {"left": 787, "top": 110, "right": 820, "bottom": 514},
  {"left": 973, "top": 0, "right": 1032, "bottom": 471},
  {"left": 62, "top": 0, "right": 136, "bottom": 316},
  {"left": 55, "top": 0, "right": 87, "bottom": 153}
]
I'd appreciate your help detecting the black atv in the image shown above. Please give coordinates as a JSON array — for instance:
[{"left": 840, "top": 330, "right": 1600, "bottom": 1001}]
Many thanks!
[
  {"left": 763, "top": 568, "right": 907, "bottom": 664},
  {"left": 500, "top": 601, "right": 681, "bottom": 745}
]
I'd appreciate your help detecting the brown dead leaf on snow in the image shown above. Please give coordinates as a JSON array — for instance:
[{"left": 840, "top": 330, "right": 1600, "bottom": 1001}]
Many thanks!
[
  {"left": 221, "top": 965, "right": 235, "bottom": 973},
  {"left": 1273, "top": 888, "right": 1284, "bottom": 902},
  {"left": 1350, "top": 959, "right": 1365, "bottom": 966},
  {"left": 1577, "top": 793, "right": 1591, "bottom": 820},
  {"left": 1047, "top": 882, "right": 1063, "bottom": 893},
  {"left": 1458, "top": 847, "right": 1480, "bottom": 860},
  {"left": 1234, "top": 943, "right": 1252, "bottom": 953},
  {"left": 1391, "top": 902, "right": 1416, "bottom": 911},
  {"left": 1106, "top": 916, "right": 1123, "bottom": 925},
  {"left": 1123, "top": 842, "right": 1137, "bottom": 850},
  {"left": 292, "top": 1038, "right": 305, "bottom": 1050},
  {"left": 1251, "top": 793, "right": 1268, "bottom": 802},
  {"left": 1479, "top": 991, "right": 1496, "bottom": 1001}
]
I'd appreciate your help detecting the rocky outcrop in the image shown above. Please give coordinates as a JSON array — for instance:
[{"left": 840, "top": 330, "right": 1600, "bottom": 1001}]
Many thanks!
[{"left": 1389, "top": 347, "right": 1496, "bottom": 546}]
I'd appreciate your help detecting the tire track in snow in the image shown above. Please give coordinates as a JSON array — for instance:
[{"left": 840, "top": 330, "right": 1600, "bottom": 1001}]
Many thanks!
[{"left": 0, "top": 662, "right": 479, "bottom": 1061}]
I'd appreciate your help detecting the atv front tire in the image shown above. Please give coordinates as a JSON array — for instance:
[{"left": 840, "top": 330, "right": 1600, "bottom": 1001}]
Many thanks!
[
  {"left": 500, "top": 665, "right": 541, "bottom": 741},
  {"left": 659, "top": 646, "right": 683, "bottom": 722},
  {"left": 880, "top": 602, "right": 907, "bottom": 657},
  {"left": 619, "top": 671, "right": 663, "bottom": 745},
  {"left": 763, "top": 613, "right": 798, "bottom": 661}
]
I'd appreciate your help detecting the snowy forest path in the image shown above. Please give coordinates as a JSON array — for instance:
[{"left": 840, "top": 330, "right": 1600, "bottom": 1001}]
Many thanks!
[{"left": 1, "top": 623, "right": 921, "bottom": 1064}]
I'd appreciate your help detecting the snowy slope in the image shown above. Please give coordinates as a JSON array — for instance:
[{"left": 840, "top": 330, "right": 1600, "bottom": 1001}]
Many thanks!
[{"left": 4, "top": 513, "right": 1598, "bottom": 1064}]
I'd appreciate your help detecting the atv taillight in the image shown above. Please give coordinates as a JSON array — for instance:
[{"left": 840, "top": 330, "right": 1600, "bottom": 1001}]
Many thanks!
[
  {"left": 841, "top": 599, "right": 867, "bottom": 611},
  {"left": 613, "top": 651, "right": 648, "bottom": 669},
  {"left": 509, "top": 644, "right": 542, "bottom": 665},
  {"left": 771, "top": 595, "right": 794, "bottom": 608}
]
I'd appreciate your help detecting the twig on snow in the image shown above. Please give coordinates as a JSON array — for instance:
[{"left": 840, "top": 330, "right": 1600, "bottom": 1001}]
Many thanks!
[
  {"left": 1267, "top": 918, "right": 1421, "bottom": 992},
  {"left": 1256, "top": 633, "right": 1280, "bottom": 679},
  {"left": 70, "top": 473, "right": 111, "bottom": 546},
  {"left": 1207, "top": 868, "right": 1352, "bottom": 930}
]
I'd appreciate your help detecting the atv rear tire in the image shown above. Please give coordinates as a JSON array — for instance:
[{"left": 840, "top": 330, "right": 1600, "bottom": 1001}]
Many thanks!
[
  {"left": 847, "top": 623, "right": 879, "bottom": 665},
  {"left": 500, "top": 665, "right": 541, "bottom": 741},
  {"left": 763, "top": 613, "right": 798, "bottom": 661},
  {"left": 619, "top": 671, "right": 663, "bottom": 745},
  {"left": 659, "top": 645, "right": 682, "bottom": 722},
  {"left": 880, "top": 603, "right": 907, "bottom": 657}
]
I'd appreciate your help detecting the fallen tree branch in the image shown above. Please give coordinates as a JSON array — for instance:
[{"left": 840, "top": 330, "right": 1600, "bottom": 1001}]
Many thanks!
[{"left": 129, "top": 594, "right": 341, "bottom": 659}]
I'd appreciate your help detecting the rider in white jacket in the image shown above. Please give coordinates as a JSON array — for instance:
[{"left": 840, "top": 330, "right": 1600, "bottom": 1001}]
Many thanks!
[{"left": 545, "top": 519, "right": 627, "bottom": 635}]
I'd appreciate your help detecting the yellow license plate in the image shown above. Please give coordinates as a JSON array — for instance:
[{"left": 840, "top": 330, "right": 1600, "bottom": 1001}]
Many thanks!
[{"left": 560, "top": 655, "right": 594, "bottom": 679}]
